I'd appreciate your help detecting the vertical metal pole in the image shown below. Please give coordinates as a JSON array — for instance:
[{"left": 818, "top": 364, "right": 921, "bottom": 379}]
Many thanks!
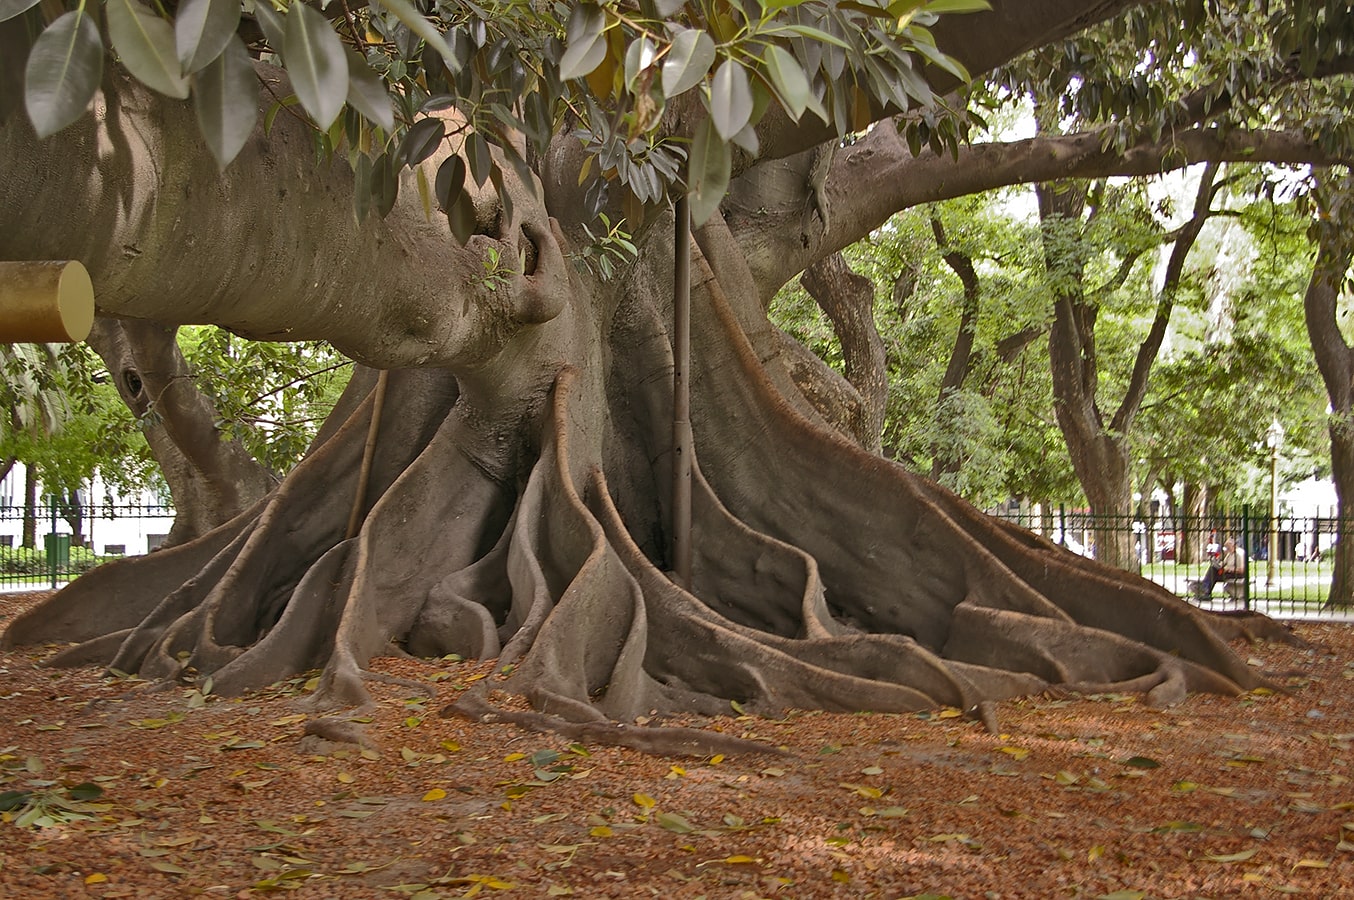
[
  {"left": 1267, "top": 446, "right": 1279, "bottom": 588},
  {"left": 1242, "top": 505, "right": 1251, "bottom": 611},
  {"left": 670, "top": 195, "right": 693, "bottom": 590},
  {"left": 346, "top": 370, "right": 389, "bottom": 540},
  {"left": 48, "top": 493, "right": 57, "bottom": 590}
]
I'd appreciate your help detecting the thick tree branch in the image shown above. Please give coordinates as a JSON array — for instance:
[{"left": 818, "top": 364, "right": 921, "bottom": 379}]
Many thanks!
[
  {"left": 732, "top": 124, "right": 1354, "bottom": 303},
  {"left": 743, "top": 0, "right": 1154, "bottom": 167},
  {"left": 1109, "top": 161, "right": 1220, "bottom": 436}
]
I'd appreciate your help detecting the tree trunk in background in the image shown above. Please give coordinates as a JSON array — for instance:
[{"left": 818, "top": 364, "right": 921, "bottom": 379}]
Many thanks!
[
  {"left": 1180, "top": 482, "right": 1207, "bottom": 566},
  {"left": 1299, "top": 187, "right": 1354, "bottom": 608},
  {"left": 87, "top": 319, "right": 278, "bottom": 548},
  {"left": 800, "top": 252, "right": 887, "bottom": 452}
]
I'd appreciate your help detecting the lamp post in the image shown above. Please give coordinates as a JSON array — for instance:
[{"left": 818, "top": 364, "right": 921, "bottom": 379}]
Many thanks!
[{"left": 1265, "top": 419, "right": 1284, "bottom": 588}]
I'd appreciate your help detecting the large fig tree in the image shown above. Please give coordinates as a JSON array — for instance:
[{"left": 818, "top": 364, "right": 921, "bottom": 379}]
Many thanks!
[{"left": 0, "top": 0, "right": 1304, "bottom": 749}]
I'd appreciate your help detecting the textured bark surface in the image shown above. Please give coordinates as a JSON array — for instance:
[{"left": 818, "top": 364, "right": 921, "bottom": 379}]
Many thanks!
[{"left": 0, "top": 4, "right": 1303, "bottom": 751}]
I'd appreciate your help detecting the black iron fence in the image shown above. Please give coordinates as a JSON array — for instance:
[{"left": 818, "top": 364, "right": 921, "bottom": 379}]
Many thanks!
[
  {"left": 995, "top": 506, "right": 1354, "bottom": 619},
  {"left": 4, "top": 497, "right": 1352, "bottom": 620},
  {"left": 0, "top": 499, "right": 176, "bottom": 591}
]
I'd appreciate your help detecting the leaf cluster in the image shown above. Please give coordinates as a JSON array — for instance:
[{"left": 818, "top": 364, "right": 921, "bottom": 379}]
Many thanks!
[{"left": 5, "top": 0, "right": 990, "bottom": 235}]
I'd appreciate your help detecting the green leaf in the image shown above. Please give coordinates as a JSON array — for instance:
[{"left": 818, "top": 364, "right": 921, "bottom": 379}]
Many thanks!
[
  {"left": 707, "top": 59, "right": 752, "bottom": 141},
  {"left": 1121, "top": 756, "right": 1160, "bottom": 769},
  {"left": 466, "top": 132, "right": 492, "bottom": 186},
  {"left": 106, "top": 0, "right": 190, "bottom": 99},
  {"left": 656, "top": 811, "right": 696, "bottom": 833},
  {"left": 252, "top": 2, "right": 286, "bottom": 56},
  {"left": 192, "top": 35, "right": 257, "bottom": 168},
  {"left": 434, "top": 154, "right": 466, "bottom": 210},
  {"left": 0, "top": 0, "right": 40, "bottom": 24},
  {"left": 373, "top": 0, "right": 457, "bottom": 68},
  {"left": 686, "top": 117, "right": 729, "bottom": 227},
  {"left": 623, "top": 35, "right": 655, "bottom": 91},
  {"left": 761, "top": 44, "right": 810, "bottom": 120},
  {"left": 23, "top": 9, "right": 103, "bottom": 138},
  {"left": 559, "top": 4, "right": 607, "bottom": 80},
  {"left": 923, "top": 0, "right": 991, "bottom": 12},
  {"left": 400, "top": 117, "right": 445, "bottom": 167},
  {"left": 446, "top": 190, "right": 477, "bottom": 245},
  {"left": 661, "top": 28, "right": 715, "bottom": 98},
  {"left": 284, "top": 3, "right": 348, "bottom": 129},
  {"left": 345, "top": 50, "right": 394, "bottom": 133},
  {"left": 66, "top": 782, "right": 104, "bottom": 802},
  {"left": 175, "top": 0, "right": 240, "bottom": 74}
]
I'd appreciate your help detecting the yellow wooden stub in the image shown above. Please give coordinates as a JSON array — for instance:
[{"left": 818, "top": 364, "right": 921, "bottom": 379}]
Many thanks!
[{"left": 0, "top": 260, "right": 95, "bottom": 342}]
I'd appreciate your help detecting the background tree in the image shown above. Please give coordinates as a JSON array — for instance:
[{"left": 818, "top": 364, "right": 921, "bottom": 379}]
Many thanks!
[{"left": 0, "top": 0, "right": 1317, "bottom": 751}]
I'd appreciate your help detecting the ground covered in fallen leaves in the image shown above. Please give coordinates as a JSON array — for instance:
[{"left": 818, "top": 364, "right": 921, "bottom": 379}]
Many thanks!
[{"left": 2, "top": 590, "right": 1353, "bottom": 899}]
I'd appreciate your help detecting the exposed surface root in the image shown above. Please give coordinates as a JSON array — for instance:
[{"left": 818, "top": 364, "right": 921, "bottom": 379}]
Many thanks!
[{"left": 443, "top": 687, "right": 789, "bottom": 758}]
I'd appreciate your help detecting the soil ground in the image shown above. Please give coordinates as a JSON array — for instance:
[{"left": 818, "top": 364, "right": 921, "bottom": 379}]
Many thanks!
[{"left": 2, "top": 589, "right": 1353, "bottom": 899}]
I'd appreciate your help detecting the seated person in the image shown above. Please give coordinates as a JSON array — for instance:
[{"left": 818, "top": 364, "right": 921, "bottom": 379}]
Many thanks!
[{"left": 1199, "top": 538, "right": 1245, "bottom": 596}]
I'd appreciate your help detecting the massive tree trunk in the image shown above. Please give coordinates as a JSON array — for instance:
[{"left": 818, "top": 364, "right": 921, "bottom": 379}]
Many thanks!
[
  {"left": 0, "top": 43, "right": 1290, "bottom": 750},
  {"left": 86, "top": 319, "right": 278, "bottom": 546}
]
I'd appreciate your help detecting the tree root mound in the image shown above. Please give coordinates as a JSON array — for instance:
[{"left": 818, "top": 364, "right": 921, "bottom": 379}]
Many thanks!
[{"left": 1, "top": 226, "right": 1287, "bottom": 757}]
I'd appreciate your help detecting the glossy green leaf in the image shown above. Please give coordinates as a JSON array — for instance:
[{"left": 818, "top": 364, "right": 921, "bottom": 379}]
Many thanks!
[
  {"left": 446, "top": 189, "right": 477, "bottom": 245},
  {"left": 686, "top": 117, "right": 729, "bottom": 227},
  {"left": 106, "top": 0, "right": 190, "bottom": 98},
  {"left": 466, "top": 132, "right": 492, "bottom": 186},
  {"left": 762, "top": 44, "right": 810, "bottom": 120},
  {"left": 23, "top": 8, "right": 103, "bottom": 138},
  {"left": 252, "top": 3, "right": 285, "bottom": 57},
  {"left": 400, "top": 117, "right": 445, "bottom": 167},
  {"left": 193, "top": 34, "right": 258, "bottom": 168},
  {"left": 373, "top": 0, "right": 458, "bottom": 67},
  {"left": 372, "top": 153, "right": 398, "bottom": 218},
  {"left": 435, "top": 154, "right": 466, "bottom": 210},
  {"left": 623, "top": 35, "right": 655, "bottom": 91},
  {"left": 175, "top": 0, "right": 240, "bottom": 74},
  {"left": 708, "top": 59, "right": 753, "bottom": 140},
  {"left": 0, "top": 0, "right": 40, "bottom": 24},
  {"left": 661, "top": 28, "right": 715, "bottom": 98},
  {"left": 345, "top": 50, "right": 394, "bottom": 132},
  {"left": 353, "top": 153, "right": 373, "bottom": 222},
  {"left": 284, "top": 2, "right": 348, "bottom": 129},
  {"left": 923, "top": 0, "right": 991, "bottom": 12},
  {"left": 559, "top": 4, "right": 607, "bottom": 80}
]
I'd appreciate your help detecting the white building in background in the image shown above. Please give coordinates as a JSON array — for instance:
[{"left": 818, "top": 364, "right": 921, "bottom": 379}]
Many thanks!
[{"left": 0, "top": 462, "right": 175, "bottom": 556}]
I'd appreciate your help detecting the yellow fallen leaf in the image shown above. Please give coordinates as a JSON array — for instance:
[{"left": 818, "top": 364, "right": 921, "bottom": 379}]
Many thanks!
[
  {"left": 831, "top": 868, "right": 850, "bottom": 883},
  {"left": 422, "top": 788, "right": 447, "bottom": 802},
  {"left": 633, "top": 793, "right": 656, "bottom": 809},
  {"left": 84, "top": 873, "right": 108, "bottom": 885},
  {"left": 1088, "top": 845, "right": 1104, "bottom": 861},
  {"left": 936, "top": 708, "right": 962, "bottom": 719},
  {"left": 504, "top": 752, "right": 527, "bottom": 762},
  {"left": 698, "top": 855, "right": 761, "bottom": 866},
  {"left": 589, "top": 826, "right": 613, "bottom": 838},
  {"left": 1202, "top": 849, "right": 1258, "bottom": 863},
  {"left": 708, "top": 754, "right": 725, "bottom": 765},
  {"left": 999, "top": 746, "right": 1030, "bottom": 761},
  {"left": 1292, "top": 859, "right": 1330, "bottom": 869},
  {"left": 336, "top": 772, "right": 355, "bottom": 784}
]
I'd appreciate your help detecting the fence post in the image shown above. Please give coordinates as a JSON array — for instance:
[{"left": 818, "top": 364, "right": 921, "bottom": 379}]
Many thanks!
[
  {"left": 1059, "top": 504, "right": 1067, "bottom": 552},
  {"left": 1241, "top": 505, "right": 1251, "bottom": 612},
  {"left": 48, "top": 493, "right": 58, "bottom": 590}
]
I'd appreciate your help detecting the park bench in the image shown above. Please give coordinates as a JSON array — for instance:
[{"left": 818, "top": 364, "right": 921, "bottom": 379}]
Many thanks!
[{"left": 1187, "top": 570, "right": 1247, "bottom": 602}]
